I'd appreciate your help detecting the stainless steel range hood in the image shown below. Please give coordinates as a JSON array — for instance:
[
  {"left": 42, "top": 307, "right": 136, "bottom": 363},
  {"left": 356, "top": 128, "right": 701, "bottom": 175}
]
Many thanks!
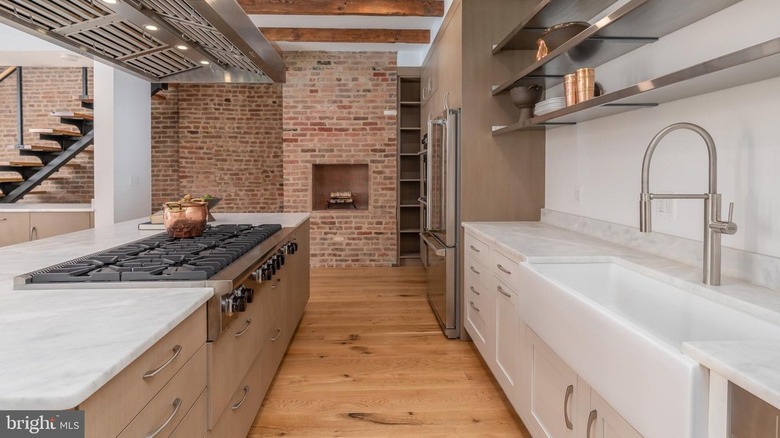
[{"left": 0, "top": 0, "right": 285, "bottom": 83}]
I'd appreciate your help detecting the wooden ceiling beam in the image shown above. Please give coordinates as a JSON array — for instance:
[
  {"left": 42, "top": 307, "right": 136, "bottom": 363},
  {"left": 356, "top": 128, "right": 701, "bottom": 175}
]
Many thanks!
[
  {"left": 239, "top": 0, "right": 444, "bottom": 17},
  {"left": 260, "top": 28, "right": 430, "bottom": 44}
]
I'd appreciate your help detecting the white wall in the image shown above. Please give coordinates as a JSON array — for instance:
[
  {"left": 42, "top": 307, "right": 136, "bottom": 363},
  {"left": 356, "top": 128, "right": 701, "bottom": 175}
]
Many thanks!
[
  {"left": 545, "top": 0, "right": 780, "bottom": 258},
  {"left": 94, "top": 62, "right": 151, "bottom": 227}
]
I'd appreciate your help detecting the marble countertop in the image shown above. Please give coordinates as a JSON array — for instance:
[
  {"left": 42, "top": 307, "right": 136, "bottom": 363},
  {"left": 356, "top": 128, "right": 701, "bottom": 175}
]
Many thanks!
[
  {"left": 464, "top": 221, "right": 780, "bottom": 409},
  {"left": 0, "top": 203, "right": 94, "bottom": 212},
  {"left": 0, "top": 212, "right": 309, "bottom": 410}
]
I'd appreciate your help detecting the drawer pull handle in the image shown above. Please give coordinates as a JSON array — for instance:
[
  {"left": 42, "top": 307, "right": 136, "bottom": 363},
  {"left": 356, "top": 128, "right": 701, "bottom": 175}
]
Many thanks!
[
  {"left": 143, "top": 345, "right": 182, "bottom": 379},
  {"left": 29, "top": 226, "right": 37, "bottom": 241},
  {"left": 145, "top": 398, "right": 181, "bottom": 438},
  {"left": 231, "top": 386, "right": 250, "bottom": 410},
  {"left": 497, "top": 264, "right": 512, "bottom": 275},
  {"left": 469, "top": 244, "right": 480, "bottom": 253},
  {"left": 234, "top": 318, "right": 252, "bottom": 337},
  {"left": 469, "top": 301, "right": 480, "bottom": 312},
  {"left": 271, "top": 278, "right": 282, "bottom": 289},
  {"left": 564, "top": 384, "right": 574, "bottom": 430},
  {"left": 271, "top": 328, "right": 282, "bottom": 341},
  {"left": 0, "top": 218, "right": 6, "bottom": 221},
  {"left": 586, "top": 409, "right": 598, "bottom": 438},
  {"left": 469, "top": 285, "right": 480, "bottom": 295},
  {"left": 498, "top": 285, "right": 512, "bottom": 298},
  {"left": 469, "top": 266, "right": 480, "bottom": 275}
]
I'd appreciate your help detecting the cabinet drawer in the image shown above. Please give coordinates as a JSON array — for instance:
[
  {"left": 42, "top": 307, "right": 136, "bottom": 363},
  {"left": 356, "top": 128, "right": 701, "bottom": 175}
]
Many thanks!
[
  {"left": 465, "top": 254, "right": 489, "bottom": 287},
  {"left": 464, "top": 232, "right": 489, "bottom": 264},
  {"left": 207, "top": 277, "right": 275, "bottom": 427},
  {"left": 118, "top": 345, "right": 207, "bottom": 438},
  {"left": 491, "top": 247, "right": 521, "bottom": 287},
  {"left": 208, "top": 342, "right": 279, "bottom": 438},
  {"left": 169, "top": 388, "right": 207, "bottom": 438},
  {"left": 81, "top": 306, "right": 206, "bottom": 438}
]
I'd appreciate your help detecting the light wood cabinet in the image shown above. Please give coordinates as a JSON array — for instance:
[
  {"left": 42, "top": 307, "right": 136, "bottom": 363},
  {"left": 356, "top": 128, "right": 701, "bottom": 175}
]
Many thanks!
[
  {"left": 0, "top": 210, "right": 93, "bottom": 247},
  {"left": 526, "top": 327, "right": 578, "bottom": 438},
  {"left": 29, "top": 211, "right": 92, "bottom": 240},
  {"left": 0, "top": 212, "right": 30, "bottom": 246},
  {"left": 117, "top": 345, "right": 207, "bottom": 438},
  {"left": 80, "top": 305, "right": 206, "bottom": 438},
  {"left": 207, "top": 220, "right": 310, "bottom": 437},
  {"left": 169, "top": 389, "right": 207, "bottom": 438}
]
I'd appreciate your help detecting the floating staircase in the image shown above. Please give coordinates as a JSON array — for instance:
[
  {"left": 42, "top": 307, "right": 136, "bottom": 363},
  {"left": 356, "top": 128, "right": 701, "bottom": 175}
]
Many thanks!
[{"left": 0, "top": 97, "right": 94, "bottom": 203}]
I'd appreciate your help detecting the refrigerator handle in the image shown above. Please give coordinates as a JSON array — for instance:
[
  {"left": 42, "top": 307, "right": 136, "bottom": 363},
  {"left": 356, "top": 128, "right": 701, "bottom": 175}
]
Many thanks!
[
  {"left": 425, "top": 117, "right": 434, "bottom": 231},
  {"left": 420, "top": 232, "right": 447, "bottom": 257}
]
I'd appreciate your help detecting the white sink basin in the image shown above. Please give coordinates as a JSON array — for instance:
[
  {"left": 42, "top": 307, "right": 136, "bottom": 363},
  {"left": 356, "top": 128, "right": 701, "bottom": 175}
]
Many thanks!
[{"left": 518, "top": 260, "right": 780, "bottom": 438}]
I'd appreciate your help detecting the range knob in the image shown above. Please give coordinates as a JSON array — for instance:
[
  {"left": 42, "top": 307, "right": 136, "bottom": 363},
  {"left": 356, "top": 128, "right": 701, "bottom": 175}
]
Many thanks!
[
  {"left": 277, "top": 249, "right": 286, "bottom": 265},
  {"left": 221, "top": 291, "right": 247, "bottom": 316},
  {"left": 291, "top": 241, "right": 298, "bottom": 253},
  {"left": 266, "top": 260, "right": 276, "bottom": 276},
  {"left": 273, "top": 254, "right": 282, "bottom": 270},
  {"left": 236, "top": 286, "right": 254, "bottom": 304}
]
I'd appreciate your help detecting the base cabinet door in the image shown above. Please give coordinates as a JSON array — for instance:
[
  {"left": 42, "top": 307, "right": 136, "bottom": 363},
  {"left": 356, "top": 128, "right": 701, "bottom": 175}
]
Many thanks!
[
  {"left": 494, "top": 278, "right": 522, "bottom": 412},
  {"left": 587, "top": 390, "right": 643, "bottom": 438},
  {"left": 526, "top": 328, "right": 577, "bottom": 438},
  {"left": 0, "top": 212, "right": 30, "bottom": 247}
]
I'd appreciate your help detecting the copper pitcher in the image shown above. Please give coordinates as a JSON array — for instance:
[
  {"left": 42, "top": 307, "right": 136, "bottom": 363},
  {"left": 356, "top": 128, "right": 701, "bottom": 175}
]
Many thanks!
[{"left": 162, "top": 200, "right": 208, "bottom": 238}]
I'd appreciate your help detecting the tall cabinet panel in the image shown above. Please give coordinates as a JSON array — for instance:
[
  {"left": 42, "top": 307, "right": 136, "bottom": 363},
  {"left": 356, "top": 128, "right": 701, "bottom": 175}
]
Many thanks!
[{"left": 397, "top": 70, "right": 423, "bottom": 265}]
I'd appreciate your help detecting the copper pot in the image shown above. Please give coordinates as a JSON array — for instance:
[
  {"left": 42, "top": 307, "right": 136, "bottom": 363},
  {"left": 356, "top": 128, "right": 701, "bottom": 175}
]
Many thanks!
[{"left": 162, "top": 201, "right": 208, "bottom": 238}]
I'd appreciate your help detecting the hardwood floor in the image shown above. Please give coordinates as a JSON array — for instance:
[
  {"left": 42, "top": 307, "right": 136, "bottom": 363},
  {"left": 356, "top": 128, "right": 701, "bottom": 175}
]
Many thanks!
[{"left": 248, "top": 267, "right": 531, "bottom": 437}]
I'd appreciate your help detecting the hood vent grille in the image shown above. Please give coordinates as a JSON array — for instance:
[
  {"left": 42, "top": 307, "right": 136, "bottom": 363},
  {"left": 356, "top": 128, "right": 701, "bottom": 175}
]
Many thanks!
[{"left": 0, "top": 0, "right": 285, "bottom": 83}]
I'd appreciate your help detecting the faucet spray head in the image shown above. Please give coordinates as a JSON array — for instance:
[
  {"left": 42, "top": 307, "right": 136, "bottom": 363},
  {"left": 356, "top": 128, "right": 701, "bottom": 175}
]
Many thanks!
[{"left": 639, "top": 193, "right": 652, "bottom": 233}]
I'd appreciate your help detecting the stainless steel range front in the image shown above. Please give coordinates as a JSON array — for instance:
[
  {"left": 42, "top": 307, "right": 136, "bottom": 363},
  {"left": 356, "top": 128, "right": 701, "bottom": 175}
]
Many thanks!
[{"left": 14, "top": 223, "right": 299, "bottom": 341}]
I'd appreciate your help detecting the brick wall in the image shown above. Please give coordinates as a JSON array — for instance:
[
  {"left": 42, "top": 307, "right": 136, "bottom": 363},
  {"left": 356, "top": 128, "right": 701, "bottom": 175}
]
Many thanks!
[
  {"left": 151, "top": 83, "right": 284, "bottom": 213},
  {"left": 283, "top": 52, "right": 397, "bottom": 267},
  {"left": 151, "top": 85, "right": 180, "bottom": 212},
  {"left": 0, "top": 67, "right": 94, "bottom": 204}
]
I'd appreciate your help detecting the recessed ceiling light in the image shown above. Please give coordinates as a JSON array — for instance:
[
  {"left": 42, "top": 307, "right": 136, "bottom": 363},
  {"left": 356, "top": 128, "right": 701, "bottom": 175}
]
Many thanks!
[
  {"left": 144, "top": 24, "right": 158, "bottom": 31},
  {"left": 102, "top": 0, "right": 117, "bottom": 4},
  {"left": 176, "top": 45, "right": 188, "bottom": 50},
  {"left": 200, "top": 60, "right": 210, "bottom": 65}
]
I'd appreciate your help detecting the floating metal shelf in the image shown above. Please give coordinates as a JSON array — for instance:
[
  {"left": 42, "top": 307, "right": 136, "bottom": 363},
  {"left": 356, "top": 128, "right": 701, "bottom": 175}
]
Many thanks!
[
  {"left": 492, "top": 38, "right": 780, "bottom": 135},
  {"left": 491, "top": 0, "right": 741, "bottom": 94}
]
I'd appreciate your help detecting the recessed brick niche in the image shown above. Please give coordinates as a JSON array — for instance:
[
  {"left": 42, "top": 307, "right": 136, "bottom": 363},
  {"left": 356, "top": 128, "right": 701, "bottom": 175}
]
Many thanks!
[{"left": 312, "top": 164, "right": 369, "bottom": 211}]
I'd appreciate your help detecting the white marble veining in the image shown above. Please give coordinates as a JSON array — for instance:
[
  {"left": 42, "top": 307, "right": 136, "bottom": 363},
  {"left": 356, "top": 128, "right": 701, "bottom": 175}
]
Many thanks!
[
  {"left": 542, "top": 209, "right": 780, "bottom": 292},
  {"left": 0, "top": 287, "right": 211, "bottom": 410},
  {"left": 0, "top": 212, "right": 309, "bottom": 409},
  {"left": 0, "top": 203, "right": 94, "bottom": 212},
  {"left": 464, "top": 219, "right": 780, "bottom": 419},
  {"left": 683, "top": 341, "right": 780, "bottom": 410}
]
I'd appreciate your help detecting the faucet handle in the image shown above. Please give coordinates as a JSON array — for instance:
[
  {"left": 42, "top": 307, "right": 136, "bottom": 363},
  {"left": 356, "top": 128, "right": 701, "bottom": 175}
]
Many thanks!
[{"left": 710, "top": 201, "right": 738, "bottom": 235}]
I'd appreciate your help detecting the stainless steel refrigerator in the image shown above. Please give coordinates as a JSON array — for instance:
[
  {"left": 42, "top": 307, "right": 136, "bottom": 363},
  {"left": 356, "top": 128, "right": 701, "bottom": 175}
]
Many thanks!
[{"left": 420, "top": 108, "right": 460, "bottom": 338}]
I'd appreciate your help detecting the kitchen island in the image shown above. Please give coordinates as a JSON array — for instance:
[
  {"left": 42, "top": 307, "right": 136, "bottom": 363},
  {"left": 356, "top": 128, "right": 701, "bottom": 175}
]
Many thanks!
[
  {"left": 0, "top": 212, "right": 309, "bottom": 438},
  {"left": 463, "top": 219, "right": 780, "bottom": 438}
]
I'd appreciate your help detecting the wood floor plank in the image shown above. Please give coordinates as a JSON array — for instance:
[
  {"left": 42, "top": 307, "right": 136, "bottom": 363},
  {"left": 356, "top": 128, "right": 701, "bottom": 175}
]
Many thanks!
[{"left": 248, "top": 267, "right": 530, "bottom": 437}]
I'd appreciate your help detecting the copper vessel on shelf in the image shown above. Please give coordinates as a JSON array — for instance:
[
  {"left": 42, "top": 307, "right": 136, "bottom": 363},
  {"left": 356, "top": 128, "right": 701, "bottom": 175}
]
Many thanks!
[{"left": 162, "top": 200, "right": 208, "bottom": 238}]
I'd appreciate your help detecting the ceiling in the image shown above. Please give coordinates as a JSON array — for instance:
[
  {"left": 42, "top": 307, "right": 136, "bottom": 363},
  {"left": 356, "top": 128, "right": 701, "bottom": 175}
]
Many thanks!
[
  {"left": 245, "top": 0, "right": 448, "bottom": 66},
  {"left": 0, "top": 0, "right": 447, "bottom": 73}
]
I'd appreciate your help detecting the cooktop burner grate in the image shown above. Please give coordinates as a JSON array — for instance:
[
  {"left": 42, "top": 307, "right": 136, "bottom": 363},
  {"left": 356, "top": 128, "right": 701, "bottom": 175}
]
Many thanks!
[{"left": 28, "top": 224, "right": 281, "bottom": 283}]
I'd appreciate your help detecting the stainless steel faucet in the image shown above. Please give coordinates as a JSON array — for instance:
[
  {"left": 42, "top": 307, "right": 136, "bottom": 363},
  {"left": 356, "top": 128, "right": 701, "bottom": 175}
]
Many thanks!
[{"left": 639, "top": 122, "right": 737, "bottom": 285}]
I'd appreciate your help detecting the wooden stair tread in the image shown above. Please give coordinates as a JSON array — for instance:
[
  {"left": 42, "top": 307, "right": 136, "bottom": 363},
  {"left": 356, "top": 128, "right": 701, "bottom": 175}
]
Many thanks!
[
  {"left": 0, "top": 176, "right": 23, "bottom": 183},
  {"left": 4, "top": 161, "right": 42, "bottom": 167},
  {"left": 51, "top": 111, "right": 94, "bottom": 121},
  {"left": 29, "top": 128, "right": 81, "bottom": 136},
  {"left": 10, "top": 144, "right": 62, "bottom": 152}
]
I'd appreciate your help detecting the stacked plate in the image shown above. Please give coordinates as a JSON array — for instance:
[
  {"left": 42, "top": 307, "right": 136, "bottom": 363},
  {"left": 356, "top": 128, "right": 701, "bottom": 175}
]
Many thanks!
[{"left": 534, "top": 97, "right": 566, "bottom": 116}]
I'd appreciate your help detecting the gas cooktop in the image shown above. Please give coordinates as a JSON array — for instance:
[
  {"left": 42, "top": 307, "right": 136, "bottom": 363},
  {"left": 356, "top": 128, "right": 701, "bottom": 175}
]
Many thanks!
[{"left": 25, "top": 224, "right": 282, "bottom": 283}]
